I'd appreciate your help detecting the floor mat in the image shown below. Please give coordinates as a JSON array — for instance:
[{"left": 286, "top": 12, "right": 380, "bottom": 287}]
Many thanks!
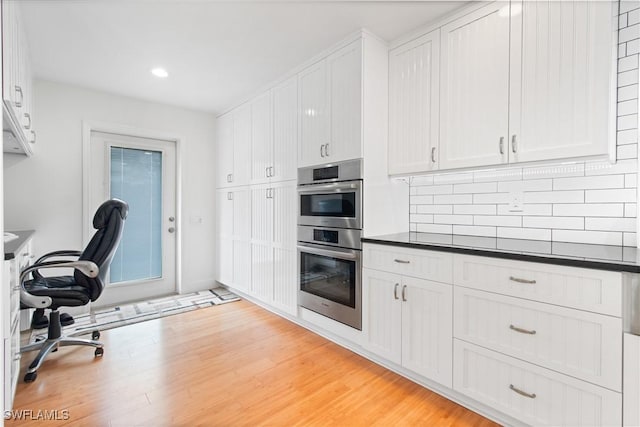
[{"left": 29, "top": 287, "right": 240, "bottom": 342}]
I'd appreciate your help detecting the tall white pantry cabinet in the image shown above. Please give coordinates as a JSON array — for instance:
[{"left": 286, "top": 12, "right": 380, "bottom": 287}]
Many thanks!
[{"left": 388, "top": 0, "right": 615, "bottom": 174}]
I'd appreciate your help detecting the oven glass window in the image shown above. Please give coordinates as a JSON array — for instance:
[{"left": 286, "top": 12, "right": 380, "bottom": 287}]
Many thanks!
[
  {"left": 300, "top": 193, "right": 356, "bottom": 217},
  {"left": 300, "top": 252, "right": 356, "bottom": 307}
]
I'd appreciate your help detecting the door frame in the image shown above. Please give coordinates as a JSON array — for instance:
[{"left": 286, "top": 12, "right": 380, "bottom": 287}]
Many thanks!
[{"left": 81, "top": 120, "right": 184, "bottom": 294}]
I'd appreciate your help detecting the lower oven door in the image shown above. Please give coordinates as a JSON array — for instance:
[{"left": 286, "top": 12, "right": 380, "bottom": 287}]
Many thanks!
[{"left": 298, "top": 242, "right": 362, "bottom": 330}]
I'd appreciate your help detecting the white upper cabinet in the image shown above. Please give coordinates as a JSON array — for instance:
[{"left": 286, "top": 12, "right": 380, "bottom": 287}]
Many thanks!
[
  {"left": 388, "top": 29, "right": 440, "bottom": 175},
  {"left": 439, "top": 2, "right": 511, "bottom": 170},
  {"left": 509, "top": 0, "right": 614, "bottom": 163},
  {"left": 299, "top": 60, "right": 328, "bottom": 166},
  {"left": 2, "top": 0, "right": 35, "bottom": 156},
  {"left": 272, "top": 76, "right": 298, "bottom": 182},
  {"left": 298, "top": 38, "right": 364, "bottom": 167},
  {"left": 216, "top": 103, "right": 251, "bottom": 188},
  {"left": 216, "top": 112, "right": 234, "bottom": 188},
  {"left": 250, "top": 90, "right": 273, "bottom": 185}
]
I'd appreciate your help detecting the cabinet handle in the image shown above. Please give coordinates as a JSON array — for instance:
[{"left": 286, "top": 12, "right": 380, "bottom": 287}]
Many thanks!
[
  {"left": 325, "top": 143, "right": 330, "bottom": 157},
  {"left": 265, "top": 167, "right": 269, "bottom": 178},
  {"left": 23, "top": 113, "right": 31, "bottom": 130},
  {"left": 226, "top": 174, "right": 231, "bottom": 183},
  {"left": 509, "top": 324, "right": 536, "bottom": 335},
  {"left": 394, "top": 283, "right": 399, "bottom": 300},
  {"left": 320, "top": 144, "right": 325, "bottom": 158},
  {"left": 227, "top": 192, "right": 233, "bottom": 200},
  {"left": 509, "top": 384, "right": 536, "bottom": 399},
  {"left": 431, "top": 147, "right": 436, "bottom": 163},
  {"left": 271, "top": 166, "right": 274, "bottom": 177},
  {"left": 401, "top": 285, "right": 407, "bottom": 302},
  {"left": 511, "top": 134, "right": 517, "bottom": 153},
  {"left": 14, "top": 85, "right": 23, "bottom": 108},
  {"left": 509, "top": 276, "right": 536, "bottom": 284},
  {"left": 394, "top": 259, "right": 410, "bottom": 264},
  {"left": 499, "top": 136, "right": 504, "bottom": 154},
  {"left": 229, "top": 173, "right": 233, "bottom": 183},
  {"left": 30, "top": 130, "right": 36, "bottom": 144}
]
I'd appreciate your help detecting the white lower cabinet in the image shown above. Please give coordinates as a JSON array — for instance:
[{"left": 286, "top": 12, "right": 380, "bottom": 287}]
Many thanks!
[
  {"left": 453, "top": 339, "right": 622, "bottom": 427},
  {"left": 363, "top": 267, "right": 453, "bottom": 388}
]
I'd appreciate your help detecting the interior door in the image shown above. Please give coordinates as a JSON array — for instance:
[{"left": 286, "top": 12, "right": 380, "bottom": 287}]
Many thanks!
[{"left": 89, "top": 131, "right": 177, "bottom": 306}]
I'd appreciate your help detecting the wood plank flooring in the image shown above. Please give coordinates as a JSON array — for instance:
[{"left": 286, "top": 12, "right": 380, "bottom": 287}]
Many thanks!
[{"left": 7, "top": 300, "right": 497, "bottom": 426}]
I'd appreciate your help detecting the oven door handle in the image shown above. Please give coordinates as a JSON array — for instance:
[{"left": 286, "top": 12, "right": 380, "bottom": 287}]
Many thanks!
[
  {"left": 297, "top": 245, "right": 358, "bottom": 260},
  {"left": 297, "top": 182, "right": 359, "bottom": 193}
]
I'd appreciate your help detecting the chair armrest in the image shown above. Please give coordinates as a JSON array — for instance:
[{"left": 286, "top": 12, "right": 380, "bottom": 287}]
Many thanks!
[
  {"left": 35, "top": 250, "right": 82, "bottom": 264},
  {"left": 20, "top": 260, "right": 99, "bottom": 309}
]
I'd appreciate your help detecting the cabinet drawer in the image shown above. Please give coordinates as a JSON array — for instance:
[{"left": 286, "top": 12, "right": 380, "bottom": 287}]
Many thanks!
[
  {"left": 454, "top": 287, "right": 622, "bottom": 391},
  {"left": 363, "top": 243, "right": 453, "bottom": 284},
  {"left": 453, "top": 254, "right": 622, "bottom": 316},
  {"left": 18, "top": 239, "right": 33, "bottom": 270},
  {"left": 453, "top": 340, "right": 622, "bottom": 427}
]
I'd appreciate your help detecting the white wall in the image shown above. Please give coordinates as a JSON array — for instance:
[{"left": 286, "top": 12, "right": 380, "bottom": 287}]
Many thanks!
[
  {"left": 3, "top": 80, "right": 217, "bottom": 294},
  {"left": 408, "top": 2, "right": 640, "bottom": 247}
]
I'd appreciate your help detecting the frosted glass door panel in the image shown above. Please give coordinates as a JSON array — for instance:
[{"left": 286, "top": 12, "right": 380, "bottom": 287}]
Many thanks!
[{"left": 109, "top": 147, "right": 163, "bottom": 283}]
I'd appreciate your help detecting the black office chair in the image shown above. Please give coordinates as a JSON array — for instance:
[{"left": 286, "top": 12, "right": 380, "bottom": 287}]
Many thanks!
[{"left": 20, "top": 199, "right": 128, "bottom": 382}]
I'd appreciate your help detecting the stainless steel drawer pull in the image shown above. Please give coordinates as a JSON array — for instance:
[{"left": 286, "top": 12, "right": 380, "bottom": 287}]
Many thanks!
[
  {"left": 511, "top": 134, "right": 518, "bottom": 153},
  {"left": 394, "top": 283, "right": 399, "bottom": 300},
  {"left": 431, "top": 147, "right": 436, "bottom": 163},
  {"left": 15, "top": 85, "right": 23, "bottom": 108},
  {"left": 509, "top": 276, "right": 536, "bottom": 284},
  {"left": 320, "top": 144, "right": 325, "bottom": 158},
  {"left": 24, "top": 113, "right": 32, "bottom": 130},
  {"left": 509, "top": 324, "right": 536, "bottom": 335},
  {"left": 394, "top": 259, "right": 410, "bottom": 264},
  {"left": 401, "top": 285, "right": 407, "bottom": 302},
  {"left": 499, "top": 136, "right": 504, "bottom": 154},
  {"left": 509, "top": 384, "right": 536, "bottom": 399}
]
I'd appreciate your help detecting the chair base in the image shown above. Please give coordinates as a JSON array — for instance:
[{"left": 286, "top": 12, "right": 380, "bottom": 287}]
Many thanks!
[{"left": 20, "top": 310, "right": 103, "bottom": 382}]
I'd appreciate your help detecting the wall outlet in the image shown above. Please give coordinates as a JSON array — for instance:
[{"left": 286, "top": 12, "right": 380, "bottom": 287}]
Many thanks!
[{"left": 508, "top": 191, "right": 524, "bottom": 212}]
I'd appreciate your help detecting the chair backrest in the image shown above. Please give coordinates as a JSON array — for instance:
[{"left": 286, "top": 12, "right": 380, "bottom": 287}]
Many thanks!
[{"left": 76, "top": 199, "right": 129, "bottom": 301}]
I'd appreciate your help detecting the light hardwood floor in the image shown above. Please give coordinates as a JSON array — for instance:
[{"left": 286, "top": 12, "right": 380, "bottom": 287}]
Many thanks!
[{"left": 8, "top": 300, "right": 497, "bottom": 426}]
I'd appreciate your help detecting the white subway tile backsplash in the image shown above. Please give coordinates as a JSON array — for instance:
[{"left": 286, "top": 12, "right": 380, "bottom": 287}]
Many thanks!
[
  {"left": 625, "top": 232, "right": 637, "bottom": 246},
  {"left": 553, "top": 203, "right": 625, "bottom": 217},
  {"left": 585, "top": 188, "right": 637, "bottom": 203},
  {"left": 586, "top": 217, "right": 637, "bottom": 232},
  {"left": 497, "top": 204, "right": 553, "bottom": 216},
  {"left": 525, "top": 190, "right": 584, "bottom": 204},
  {"left": 415, "top": 184, "right": 453, "bottom": 195},
  {"left": 475, "top": 215, "right": 522, "bottom": 227},
  {"left": 454, "top": 204, "right": 497, "bottom": 215},
  {"left": 406, "top": 4, "right": 638, "bottom": 248},
  {"left": 416, "top": 204, "right": 453, "bottom": 214},
  {"left": 553, "top": 175, "right": 625, "bottom": 190},
  {"left": 523, "top": 216, "right": 585, "bottom": 230},
  {"left": 416, "top": 223, "right": 452, "bottom": 234},
  {"left": 497, "top": 227, "right": 552, "bottom": 241},
  {"left": 618, "top": 84, "right": 639, "bottom": 102},
  {"left": 453, "top": 225, "right": 497, "bottom": 237},
  {"left": 619, "top": 54, "right": 639, "bottom": 72},
  {"left": 434, "top": 214, "right": 473, "bottom": 225},
  {"left": 552, "top": 230, "right": 623, "bottom": 246},
  {"left": 433, "top": 194, "right": 472, "bottom": 205},
  {"left": 619, "top": 24, "right": 640, "bottom": 43},
  {"left": 453, "top": 182, "right": 497, "bottom": 194},
  {"left": 498, "top": 179, "right": 552, "bottom": 192}
]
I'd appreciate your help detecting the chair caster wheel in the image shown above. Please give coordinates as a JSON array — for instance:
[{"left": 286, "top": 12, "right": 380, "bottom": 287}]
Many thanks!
[
  {"left": 24, "top": 371, "right": 37, "bottom": 383},
  {"left": 95, "top": 348, "right": 104, "bottom": 357},
  {"left": 92, "top": 330, "right": 100, "bottom": 340}
]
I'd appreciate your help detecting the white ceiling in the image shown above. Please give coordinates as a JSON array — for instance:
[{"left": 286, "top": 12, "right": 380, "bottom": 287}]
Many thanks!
[{"left": 20, "top": 1, "right": 465, "bottom": 115}]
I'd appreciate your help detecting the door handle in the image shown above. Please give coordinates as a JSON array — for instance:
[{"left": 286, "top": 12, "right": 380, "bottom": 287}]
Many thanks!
[
  {"left": 325, "top": 143, "right": 330, "bottom": 157},
  {"left": 431, "top": 147, "right": 436, "bottom": 163},
  {"left": 14, "top": 85, "right": 23, "bottom": 108},
  {"left": 511, "top": 134, "right": 517, "bottom": 153},
  {"left": 168, "top": 227, "right": 175, "bottom": 233},
  {"left": 499, "top": 136, "right": 504, "bottom": 154},
  {"left": 266, "top": 167, "right": 269, "bottom": 178},
  {"left": 23, "top": 113, "right": 31, "bottom": 130},
  {"left": 320, "top": 144, "right": 325, "bottom": 158},
  {"left": 394, "top": 283, "right": 399, "bottom": 300},
  {"left": 168, "top": 216, "right": 175, "bottom": 222},
  {"left": 401, "top": 285, "right": 407, "bottom": 302}
]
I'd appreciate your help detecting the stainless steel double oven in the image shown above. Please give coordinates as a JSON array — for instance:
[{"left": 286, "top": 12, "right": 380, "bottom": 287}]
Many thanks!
[{"left": 297, "top": 159, "right": 362, "bottom": 330}]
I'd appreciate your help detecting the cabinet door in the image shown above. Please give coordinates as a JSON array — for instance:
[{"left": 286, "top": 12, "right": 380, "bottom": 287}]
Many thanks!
[
  {"left": 440, "top": 2, "right": 510, "bottom": 170},
  {"left": 216, "top": 113, "right": 234, "bottom": 188},
  {"left": 217, "top": 237, "right": 234, "bottom": 286},
  {"left": 232, "top": 103, "right": 251, "bottom": 186},
  {"left": 251, "top": 185, "right": 273, "bottom": 244},
  {"left": 509, "top": 0, "right": 613, "bottom": 163},
  {"left": 362, "top": 268, "right": 402, "bottom": 365},
  {"left": 272, "top": 76, "right": 298, "bottom": 182},
  {"left": 272, "top": 247, "right": 297, "bottom": 315},
  {"left": 327, "top": 39, "right": 362, "bottom": 163},
  {"left": 298, "top": 60, "right": 328, "bottom": 167},
  {"left": 216, "top": 189, "right": 234, "bottom": 239},
  {"left": 272, "top": 181, "right": 297, "bottom": 249},
  {"left": 232, "top": 240, "right": 251, "bottom": 293},
  {"left": 251, "top": 243, "right": 273, "bottom": 301},
  {"left": 389, "top": 30, "right": 440, "bottom": 175},
  {"left": 232, "top": 187, "right": 251, "bottom": 240},
  {"left": 401, "top": 277, "right": 453, "bottom": 387},
  {"left": 250, "top": 91, "right": 273, "bottom": 185}
]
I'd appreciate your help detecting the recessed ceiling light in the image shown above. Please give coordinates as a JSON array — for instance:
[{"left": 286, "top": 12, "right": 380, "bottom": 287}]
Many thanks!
[{"left": 151, "top": 67, "right": 169, "bottom": 78}]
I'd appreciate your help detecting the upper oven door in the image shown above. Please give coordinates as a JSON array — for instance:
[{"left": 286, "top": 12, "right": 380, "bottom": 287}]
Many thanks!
[{"left": 298, "top": 180, "right": 362, "bottom": 229}]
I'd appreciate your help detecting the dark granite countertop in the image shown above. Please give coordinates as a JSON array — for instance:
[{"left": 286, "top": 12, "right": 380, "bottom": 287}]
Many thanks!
[
  {"left": 362, "top": 232, "right": 640, "bottom": 273},
  {"left": 4, "top": 230, "right": 34, "bottom": 261}
]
